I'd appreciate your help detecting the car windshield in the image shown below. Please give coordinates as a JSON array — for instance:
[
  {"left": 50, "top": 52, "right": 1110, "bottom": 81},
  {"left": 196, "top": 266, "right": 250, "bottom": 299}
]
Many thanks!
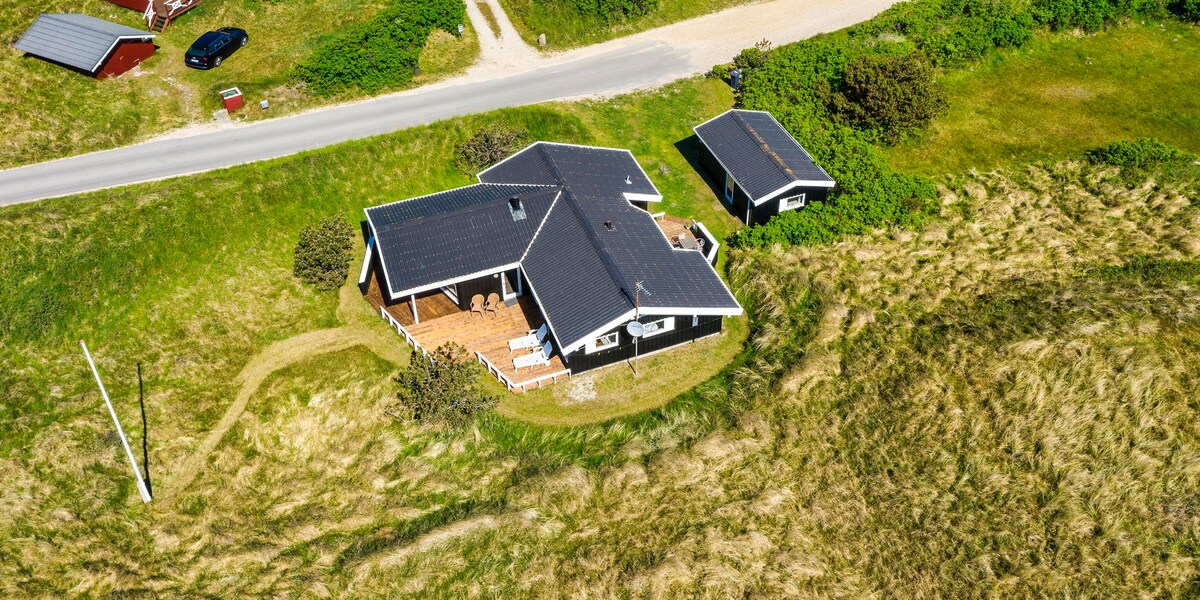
[{"left": 189, "top": 32, "right": 223, "bottom": 53}]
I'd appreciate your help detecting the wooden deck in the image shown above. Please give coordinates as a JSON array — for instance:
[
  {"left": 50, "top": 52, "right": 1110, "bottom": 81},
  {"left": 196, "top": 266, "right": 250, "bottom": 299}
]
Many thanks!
[
  {"left": 364, "top": 272, "right": 569, "bottom": 392},
  {"left": 365, "top": 274, "right": 459, "bottom": 327},
  {"left": 658, "top": 215, "right": 703, "bottom": 250}
]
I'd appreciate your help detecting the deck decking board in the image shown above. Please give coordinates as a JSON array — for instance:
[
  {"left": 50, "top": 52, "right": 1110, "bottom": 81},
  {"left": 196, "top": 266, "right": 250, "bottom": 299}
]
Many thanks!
[{"left": 365, "top": 272, "right": 568, "bottom": 390}]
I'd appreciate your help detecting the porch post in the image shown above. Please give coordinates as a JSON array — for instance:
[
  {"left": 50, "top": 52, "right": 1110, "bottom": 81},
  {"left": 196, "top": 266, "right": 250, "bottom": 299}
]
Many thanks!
[
  {"left": 410, "top": 295, "right": 419, "bottom": 324},
  {"left": 517, "top": 268, "right": 523, "bottom": 296}
]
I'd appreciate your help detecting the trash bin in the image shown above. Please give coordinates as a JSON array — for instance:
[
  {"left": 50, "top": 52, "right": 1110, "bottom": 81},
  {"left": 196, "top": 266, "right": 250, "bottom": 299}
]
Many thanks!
[{"left": 220, "top": 87, "right": 244, "bottom": 112}]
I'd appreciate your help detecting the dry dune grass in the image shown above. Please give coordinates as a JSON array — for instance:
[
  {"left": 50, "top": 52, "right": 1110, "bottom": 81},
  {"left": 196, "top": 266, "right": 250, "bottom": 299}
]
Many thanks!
[{"left": 2, "top": 161, "right": 1198, "bottom": 597}]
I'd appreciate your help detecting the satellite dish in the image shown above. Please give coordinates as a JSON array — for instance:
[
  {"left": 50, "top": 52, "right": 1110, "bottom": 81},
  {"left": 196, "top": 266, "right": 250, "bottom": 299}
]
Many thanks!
[{"left": 625, "top": 321, "right": 645, "bottom": 338}]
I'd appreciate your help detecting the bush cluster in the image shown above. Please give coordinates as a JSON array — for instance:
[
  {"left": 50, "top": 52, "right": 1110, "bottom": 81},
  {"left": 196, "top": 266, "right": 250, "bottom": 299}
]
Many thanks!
[
  {"left": 455, "top": 124, "right": 531, "bottom": 172},
  {"left": 1085, "top": 137, "right": 1198, "bottom": 168},
  {"left": 293, "top": 0, "right": 464, "bottom": 96},
  {"left": 389, "top": 343, "right": 497, "bottom": 426},
  {"left": 1171, "top": 0, "right": 1200, "bottom": 19},
  {"left": 545, "top": 0, "right": 659, "bottom": 22},
  {"left": 293, "top": 215, "right": 354, "bottom": 291},
  {"left": 1032, "top": 0, "right": 1166, "bottom": 31}
]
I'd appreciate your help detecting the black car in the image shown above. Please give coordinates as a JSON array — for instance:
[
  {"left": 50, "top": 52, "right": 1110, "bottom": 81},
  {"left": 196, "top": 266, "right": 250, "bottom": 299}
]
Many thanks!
[{"left": 185, "top": 27, "right": 248, "bottom": 69}]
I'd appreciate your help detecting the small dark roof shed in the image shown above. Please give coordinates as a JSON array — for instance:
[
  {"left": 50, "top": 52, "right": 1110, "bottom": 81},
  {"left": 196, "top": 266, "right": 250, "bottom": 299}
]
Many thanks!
[
  {"left": 14, "top": 13, "right": 154, "bottom": 73},
  {"left": 693, "top": 109, "right": 835, "bottom": 204}
]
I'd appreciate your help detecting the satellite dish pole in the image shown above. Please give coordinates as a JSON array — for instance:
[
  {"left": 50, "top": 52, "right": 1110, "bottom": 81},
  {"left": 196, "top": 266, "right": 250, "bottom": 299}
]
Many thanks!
[
  {"left": 81, "top": 340, "right": 152, "bottom": 503},
  {"left": 626, "top": 280, "right": 647, "bottom": 376}
]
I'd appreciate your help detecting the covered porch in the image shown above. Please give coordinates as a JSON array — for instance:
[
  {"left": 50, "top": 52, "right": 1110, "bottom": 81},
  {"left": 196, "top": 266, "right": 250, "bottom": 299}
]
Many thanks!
[{"left": 365, "top": 272, "right": 570, "bottom": 392}]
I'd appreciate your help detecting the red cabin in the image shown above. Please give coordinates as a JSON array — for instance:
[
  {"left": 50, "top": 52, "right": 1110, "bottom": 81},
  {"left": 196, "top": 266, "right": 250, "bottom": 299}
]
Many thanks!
[
  {"left": 14, "top": 14, "right": 156, "bottom": 79},
  {"left": 101, "top": 0, "right": 203, "bottom": 31}
]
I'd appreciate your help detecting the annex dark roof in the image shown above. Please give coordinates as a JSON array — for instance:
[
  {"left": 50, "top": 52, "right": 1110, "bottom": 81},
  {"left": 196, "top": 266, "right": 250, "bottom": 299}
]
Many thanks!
[
  {"left": 694, "top": 109, "right": 835, "bottom": 203},
  {"left": 368, "top": 142, "right": 741, "bottom": 352},
  {"left": 14, "top": 13, "right": 154, "bottom": 73}
]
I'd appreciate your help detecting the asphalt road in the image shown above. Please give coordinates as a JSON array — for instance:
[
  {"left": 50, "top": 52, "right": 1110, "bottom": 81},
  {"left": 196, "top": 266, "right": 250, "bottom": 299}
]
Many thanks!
[{"left": 0, "top": 0, "right": 899, "bottom": 205}]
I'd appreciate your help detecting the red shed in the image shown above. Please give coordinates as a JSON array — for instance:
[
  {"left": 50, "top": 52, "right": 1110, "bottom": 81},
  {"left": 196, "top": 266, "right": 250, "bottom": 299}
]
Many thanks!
[{"left": 14, "top": 13, "right": 157, "bottom": 79}]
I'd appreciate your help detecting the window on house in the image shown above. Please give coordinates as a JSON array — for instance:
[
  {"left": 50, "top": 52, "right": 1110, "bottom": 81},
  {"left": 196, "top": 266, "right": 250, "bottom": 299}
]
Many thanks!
[
  {"left": 780, "top": 193, "right": 806, "bottom": 211},
  {"left": 643, "top": 317, "right": 675, "bottom": 337},
  {"left": 590, "top": 331, "right": 619, "bottom": 353},
  {"left": 724, "top": 174, "right": 735, "bottom": 204}
]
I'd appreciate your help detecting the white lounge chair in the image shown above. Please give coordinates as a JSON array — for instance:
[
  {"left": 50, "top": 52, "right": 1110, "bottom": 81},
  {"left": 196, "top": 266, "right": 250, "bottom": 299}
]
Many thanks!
[
  {"left": 508, "top": 323, "right": 548, "bottom": 353},
  {"left": 513, "top": 341, "right": 553, "bottom": 371}
]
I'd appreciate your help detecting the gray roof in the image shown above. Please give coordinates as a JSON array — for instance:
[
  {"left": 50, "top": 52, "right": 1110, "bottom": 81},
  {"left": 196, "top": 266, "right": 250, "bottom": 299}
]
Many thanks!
[
  {"left": 14, "top": 13, "right": 153, "bottom": 73},
  {"left": 368, "top": 142, "right": 741, "bottom": 353},
  {"left": 694, "top": 109, "right": 835, "bottom": 203}
]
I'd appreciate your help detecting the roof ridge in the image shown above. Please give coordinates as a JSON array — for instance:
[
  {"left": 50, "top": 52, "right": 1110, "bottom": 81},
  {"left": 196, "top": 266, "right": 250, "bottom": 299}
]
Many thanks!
[
  {"left": 731, "top": 111, "right": 798, "bottom": 182},
  {"left": 558, "top": 190, "right": 637, "bottom": 307},
  {"left": 376, "top": 186, "right": 558, "bottom": 232},
  {"left": 366, "top": 182, "right": 544, "bottom": 213}
]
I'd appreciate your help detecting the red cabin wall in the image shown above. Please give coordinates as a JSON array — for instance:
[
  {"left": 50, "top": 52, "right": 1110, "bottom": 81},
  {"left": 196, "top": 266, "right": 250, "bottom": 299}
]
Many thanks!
[
  {"left": 96, "top": 41, "right": 155, "bottom": 78},
  {"left": 102, "top": 0, "right": 152, "bottom": 11}
]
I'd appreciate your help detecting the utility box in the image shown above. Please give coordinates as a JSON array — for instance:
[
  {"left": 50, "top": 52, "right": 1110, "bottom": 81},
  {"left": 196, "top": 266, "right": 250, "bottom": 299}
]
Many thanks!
[{"left": 220, "top": 87, "right": 244, "bottom": 112}]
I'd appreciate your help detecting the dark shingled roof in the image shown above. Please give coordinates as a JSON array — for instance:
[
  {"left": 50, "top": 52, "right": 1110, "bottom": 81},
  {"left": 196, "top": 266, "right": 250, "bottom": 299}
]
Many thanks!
[
  {"left": 367, "top": 184, "right": 554, "bottom": 294},
  {"left": 14, "top": 13, "right": 153, "bottom": 73},
  {"left": 368, "top": 142, "right": 741, "bottom": 352},
  {"left": 694, "top": 109, "right": 834, "bottom": 202},
  {"left": 480, "top": 143, "right": 660, "bottom": 200}
]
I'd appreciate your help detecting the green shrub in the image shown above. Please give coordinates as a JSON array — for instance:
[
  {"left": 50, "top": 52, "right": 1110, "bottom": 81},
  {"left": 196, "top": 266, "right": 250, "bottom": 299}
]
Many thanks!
[
  {"left": 1085, "top": 138, "right": 1198, "bottom": 167},
  {"left": 825, "top": 52, "right": 946, "bottom": 143},
  {"left": 293, "top": 215, "right": 354, "bottom": 291},
  {"left": 389, "top": 343, "right": 498, "bottom": 426},
  {"left": 1170, "top": 0, "right": 1200, "bottom": 19},
  {"left": 1031, "top": 0, "right": 1166, "bottom": 31},
  {"left": 455, "top": 123, "right": 531, "bottom": 172},
  {"left": 542, "top": 0, "right": 660, "bottom": 22},
  {"left": 293, "top": 0, "right": 464, "bottom": 96}
]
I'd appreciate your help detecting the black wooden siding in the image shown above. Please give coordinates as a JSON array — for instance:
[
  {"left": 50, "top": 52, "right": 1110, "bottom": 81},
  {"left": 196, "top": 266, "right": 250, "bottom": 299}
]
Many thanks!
[
  {"left": 564, "top": 315, "right": 724, "bottom": 374},
  {"left": 452, "top": 273, "right": 505, "bottom": 311},
  {"left": 747, "top": 185, "right": 831, "bottom": 226}
]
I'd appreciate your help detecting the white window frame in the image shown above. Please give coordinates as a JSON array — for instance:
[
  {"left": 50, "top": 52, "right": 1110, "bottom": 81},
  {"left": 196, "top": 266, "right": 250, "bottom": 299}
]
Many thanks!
[
  {"left": 587, "top": 331, "right": 620, "bottom": 354},
  {"left": 441, "top": 284, "right": 459, "bottom": 304},
  {"left": 779, "top": 193, "right": 806, "bottom": 211},
  {"left": 642, "top": 317, "right": 675, "bottom": 338}
]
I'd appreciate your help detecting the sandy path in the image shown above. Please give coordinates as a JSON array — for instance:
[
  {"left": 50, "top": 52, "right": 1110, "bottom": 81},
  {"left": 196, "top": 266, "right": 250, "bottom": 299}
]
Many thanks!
[{"left": 166, "top": 278, "right": 409, "bottom": 496}]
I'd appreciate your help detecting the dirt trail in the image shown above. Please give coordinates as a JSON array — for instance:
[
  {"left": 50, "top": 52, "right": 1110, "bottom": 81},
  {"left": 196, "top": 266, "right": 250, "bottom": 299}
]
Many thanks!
[
  {"left": 464, "top": 0, "right": 539, "bottom": 72},
  {"left": 166, "top": 271, "right": 408, "bottom": 496}
]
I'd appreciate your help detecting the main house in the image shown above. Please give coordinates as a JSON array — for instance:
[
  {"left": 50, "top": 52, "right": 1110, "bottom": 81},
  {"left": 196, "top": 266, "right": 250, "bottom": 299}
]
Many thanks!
[
  {"left": 694, "top": 109, "right": 836, "bottom": 226},
  {"left": 360, "top": 142, "right": 743, "bottom": 391}
]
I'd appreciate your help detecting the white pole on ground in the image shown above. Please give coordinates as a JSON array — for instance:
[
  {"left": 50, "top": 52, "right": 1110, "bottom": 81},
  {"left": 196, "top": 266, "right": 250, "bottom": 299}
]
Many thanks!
[{"left": 81, "top": 340, "right": 152, "bottom": 504}]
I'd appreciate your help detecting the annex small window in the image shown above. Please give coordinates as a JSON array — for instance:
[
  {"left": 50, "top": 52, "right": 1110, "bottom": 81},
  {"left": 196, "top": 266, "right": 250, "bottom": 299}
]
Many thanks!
[
  {"left": 724, "top": 174, "right": 735, "bottom": 204},
  {"left": 780, "top": 193, "right": 806, "bottom": 211},
  {"left": 588, "top": 331, "right": 620, "bottom": 353},
  {"left": 643, "top": 317, "right": 675, "bottom": 338}
]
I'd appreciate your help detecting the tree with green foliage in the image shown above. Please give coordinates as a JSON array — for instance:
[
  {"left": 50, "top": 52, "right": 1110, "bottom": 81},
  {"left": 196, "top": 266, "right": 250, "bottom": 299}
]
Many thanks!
[
  {"left": 825, "top": 52, "right": 946, "bottom": 143},
  {"left": 389, "top": 343, "right": 498, "bottom": 426},
  {"left": 455, "top": 124, "right": 531, "bottom": 172},
  {"left": 293, "top": 215, "right": 354, "bottom": 291}
]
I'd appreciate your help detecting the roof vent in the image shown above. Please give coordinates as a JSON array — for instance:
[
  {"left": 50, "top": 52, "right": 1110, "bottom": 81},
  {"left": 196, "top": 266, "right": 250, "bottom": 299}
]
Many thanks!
[
  {"left": 604, "top": 220, "right": 616, "bottom": 231},
  {"left": 509, "top": 196, "right": 526, "bottom": 221},
  {"left": 625, "top": 175, "right": 632, "bottom": 185}
]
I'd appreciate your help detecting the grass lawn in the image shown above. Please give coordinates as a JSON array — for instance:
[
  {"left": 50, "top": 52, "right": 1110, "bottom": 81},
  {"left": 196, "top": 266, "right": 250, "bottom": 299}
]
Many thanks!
[
  {"left": 498, "top": 0, "right": 757, "bottom": 49},
  {"left": 0, "top": 0, "right": 479, "bottom": 169},
  {"left": 889, "top": 21, "right": 1200, "bottom": 175},
  {"left": 4, "top": 20, "right": 1200, "bottom": 597}
]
